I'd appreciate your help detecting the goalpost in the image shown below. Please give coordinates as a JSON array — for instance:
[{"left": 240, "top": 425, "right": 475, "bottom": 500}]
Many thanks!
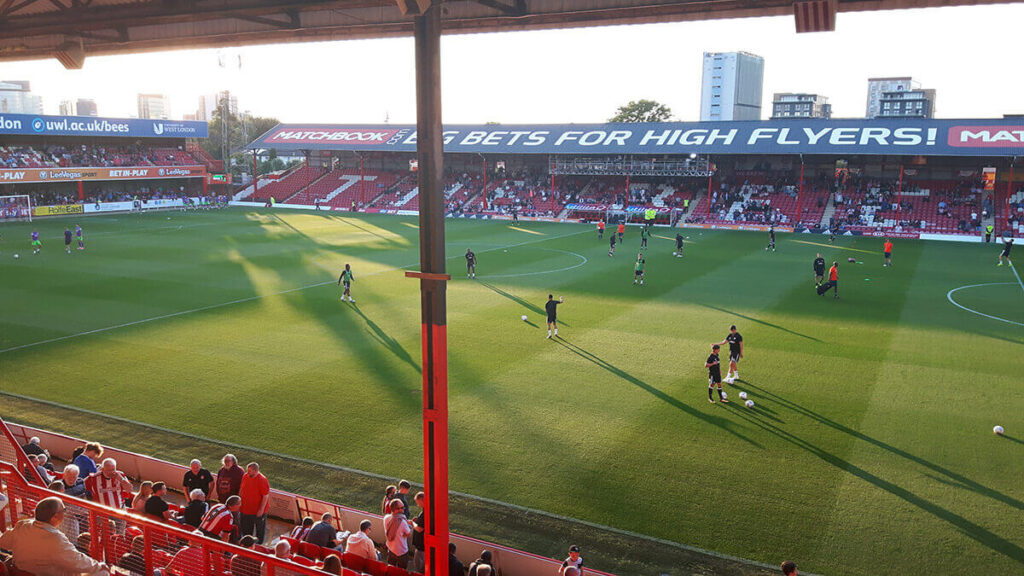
[{"left": 0, "top": 195, "right": 32, "bottom": 222}]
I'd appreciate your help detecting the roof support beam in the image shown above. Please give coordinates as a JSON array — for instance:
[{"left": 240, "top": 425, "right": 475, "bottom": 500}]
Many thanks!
[
  {"left": 234, "top": 10, "right": 300, "bottom": 28},
  {"left": 474, "top": 0, "right": 526, "bottom": 16}
]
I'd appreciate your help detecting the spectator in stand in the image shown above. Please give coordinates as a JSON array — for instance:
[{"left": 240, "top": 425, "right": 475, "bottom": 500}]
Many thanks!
[
  {"left": 477, "top": 567, "right": 492, "bottom": 576},
  {"left": 144, "top": 482, "right": 173, "bottom": 522},
  {"left": 183, "top": 459, "right": 215, "bottom": 501},
  {"left": 345, "top": 520, "right": 378, "bottom": 562},
  {"left": 85, "top": 457, "right": 133, "bottom": 510},
  {"left": 239, "top": 462, "right": 271, "bottom": 544},
  {"left": 322, "top": 555, "right": 343, "bottom": 575},
  {"left": 21, "top": 436, "right": 47, "bottom": 458},
  {"left": 449, "top": 542, "right": 466, "bottom": 576},
  {"left": 468, "top": 550, "right": 493, "bottom": 576},
  {"left": 230, "top": 535, "right": 263, "bottom": 576},
  {"left": 383, "top": 499, "right": 411, "bottom": 568},
  {"left": 37, "top": 452, "right": 55, "bottom": 473},
  {"left": 73, "top": 442, "right": 103, "bottom": 481},
  {"left": 304, "top": 512, "right": 342, "bottom": 551},
  {"left": 0, "top": 496, "right": 111, "bottom": 576},
  {"left": 289, "top": 516, "right": 314, "bottom": 540},
  {"left": 395, "top": 480, "right": 412, "bottom": 517},
  {"left": 0, "top": 492, "right": 8, "bottom": 513},
  {"left": 781, "top": 561, "right": 798, "bottom": 575},
  {"left": 132, "top": 481, "right": 154, "bottom": 514},
  {"left": 200, "top": 495, "right": 242, "bottom": 542},
  {"left": 381, "top": 485, "right": 397, "bottom": 515},
  {"left": 31, "top": 454, "right": 54, "bottom": 483},
  {"left": 217, "top": 453, "right": 244, "bottom": 502},
  {"left": 161, "top": 545, "right": 203, "bottom": 576},
  {"left": 179, "top": 489, "right": 209, "bottom": 528},
  {"left": 411, "top": 491, "right": 426, "bottom": 572},
  {"left": 117, "top": 535, "right": 147, "bottom": 576},
  {"left": 558, "top": 545, "right": 583, "bottom": 575}
]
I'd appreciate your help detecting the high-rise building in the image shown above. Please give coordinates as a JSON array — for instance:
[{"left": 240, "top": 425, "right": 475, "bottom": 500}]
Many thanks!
[
  {"left": 0, "top": 81, "right": 43, "bottom": 114},
  {"left": 866, "top": 77, "right": 923, "bottom": 118},
  {"left": 59, "top": 100, "right": 74, "bottom": 116},
  {"left": 771, "top": 93, "right": 832, "bottom": 119},
  {"left": 877, "top": 88, "right": 936, "bottom": 119},
  {"left": 198, "top": 91, "right": 238, "bottom": 121},
  {"left": 137, "top": 93, "right": 171, "bottom": 119},
  {"left": 699, "top": 51, "right": 764, "bottom": 121},
  {"left": 76, "top": 99, "right": 98, "bottom": 116}
]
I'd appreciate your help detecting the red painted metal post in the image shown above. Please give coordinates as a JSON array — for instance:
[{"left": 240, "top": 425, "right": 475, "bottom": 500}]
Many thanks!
[
  {"left": 143, "top": 526, "right": 153, "bottom": 576},
  {"left": 305, "top": 151, "right": 311, "bottom": 195},
  {"left": 896, "top": 164, "right": 904, "bottom": 229},
  {"left": 1006, "top": 161, "right": 1015, "bottom": 233},
  {"left": 413, "top": 4, "right": 450, "bottom": 576},
  {"left": 360, "top": 155, "right": 365, "bottom": 209},
  {"left": 77, "top": 181, "right": 84, "bottom": 201},
  {"left": 706, "top": 169, "right": 713, "bottom": 218},
  {"left": 625, "top": 172, "right": 630, "bottom": 207},
  {"left": 797, "top": 160, "right": 804, "bottom": 226},
  {"left": 482, "top": 158, "right": 487, "bottom": 211}
]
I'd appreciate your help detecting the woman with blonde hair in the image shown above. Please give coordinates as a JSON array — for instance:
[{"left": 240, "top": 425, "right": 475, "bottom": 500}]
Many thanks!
[{"left": 131, "top": 481, "right": 153, "bottom": 513}]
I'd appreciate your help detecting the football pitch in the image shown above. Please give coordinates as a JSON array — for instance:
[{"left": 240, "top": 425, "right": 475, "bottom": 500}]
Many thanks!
[{"left": 1, "top": 209, "right": 1022, "bottom": 576}]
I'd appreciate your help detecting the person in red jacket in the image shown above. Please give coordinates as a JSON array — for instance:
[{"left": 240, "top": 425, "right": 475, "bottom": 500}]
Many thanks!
[
  {"left": 597, "top": 220, "right": 605, "bottom": 239},
  {"left": 617, "top": 222, "right": 625, "bottom": 242},
  {"left": 822, "top": 261, "right": 839, "bottom": 299},
  {"left": 883, "top": 238, "right": 893, "bottom": 267}
]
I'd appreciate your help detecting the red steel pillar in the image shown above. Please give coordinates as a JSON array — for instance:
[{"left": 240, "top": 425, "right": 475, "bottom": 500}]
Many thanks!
[
  {"left": 360, "top": 155, "right": 365, "bottom": 209},
  {"left": 796, "top": 160, "right": 804, "bottom": 226},
  {"left": 1006, "top": 160, "right": 1015, "bottom": 233},
  {"left": 706, "top": 165, "right": 713, "bottom": 218},
  {"left": 896, "top": 164, "right": 904, "bottom": 229},
  {"left": 406, "top": 4, "right": 450, "bottom": 576},
  {"left": 77, "top": 181, "right": 84, "bottom": 201},
  {"left": 481, "top": 157, "right": 487, "bottom": 211}
]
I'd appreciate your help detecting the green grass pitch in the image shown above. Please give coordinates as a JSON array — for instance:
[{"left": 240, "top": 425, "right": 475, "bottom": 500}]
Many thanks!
[{"left": 1, "top": 209, "right": 1022, "bottom": 576}]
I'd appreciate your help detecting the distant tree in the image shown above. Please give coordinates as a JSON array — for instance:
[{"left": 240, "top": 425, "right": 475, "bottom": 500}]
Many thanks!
[
  {"left": 608, "top": 100, "right": 673, "bottom": 123},
  {"left": 199, "top": 99, "right": 280, "bottom": 177}
]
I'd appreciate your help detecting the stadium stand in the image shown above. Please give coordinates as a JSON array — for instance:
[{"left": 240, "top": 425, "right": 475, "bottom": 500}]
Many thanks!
[
  {"left": 248, "top": 165, "right": 328, "bottom": 203},
  {"left": 0, "top": 144, "right": 201, "bottom": 169}
]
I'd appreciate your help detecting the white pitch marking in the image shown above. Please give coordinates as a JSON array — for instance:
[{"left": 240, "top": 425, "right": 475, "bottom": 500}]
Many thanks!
[{"left": 946, "top": 282, "right": 1024, "bottom": 327}]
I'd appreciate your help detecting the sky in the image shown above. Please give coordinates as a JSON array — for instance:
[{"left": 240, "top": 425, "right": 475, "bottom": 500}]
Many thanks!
[{"left": 1, "top": 3, "right": 1022, "bottom": 124}]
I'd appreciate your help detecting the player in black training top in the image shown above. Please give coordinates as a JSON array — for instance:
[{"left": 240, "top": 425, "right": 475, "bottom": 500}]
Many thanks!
[
  {"left": 766, "top": 225, "right": 776, "bottom": 252},
  {"left": 608, "top": 233, "right": 616, "bottom": 257},
  {"left": 64, "top": 227, "right": 73, "bottom": 254},
  {"left": 715, "top": 325, "right": 743, "bottom": 383},
  {"left": 674, "top": 233, "right": 684, "bottom": 257},
  {"left": 706, "top": 344, "right": 727, "bottom": 403},
  {"left": 813, "top": 252, "right": 826, "bottom": 287},
  {"left": 997, "top": 237, "right": 1014, "bottom": 267},
  {"left": 465, "top": 248, "right": 476, "bottom": 279},
  {"left": 545, "top": 294, "right": 564, "bottom": 339}
]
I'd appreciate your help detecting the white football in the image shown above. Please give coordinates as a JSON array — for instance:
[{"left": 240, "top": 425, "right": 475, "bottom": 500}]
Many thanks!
[
  {"left": 720, "top": 391, "right": 728, "bottom": 400},
  {"left": 994, "top": 425, "right": 1004, "bottom": 435},
  {"left": 739, "top": 391, "right": 748, "bottom": 400},
  {"left": 521, "top": 315, "right": 528, "bottom": 322},
  {"left": 13, "top": 254, "right": 19, "bottom": 259},
  {"left": 745, "top": 400, "right": 755, "bottom": 408}
]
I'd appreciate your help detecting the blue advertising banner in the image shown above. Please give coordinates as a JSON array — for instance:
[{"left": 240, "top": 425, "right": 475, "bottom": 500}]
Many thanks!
[
  {"left": 247, "top": 119, "right": 1024, "bottom": 157},
  {"left": 0, "top": 113, "right": 208, "bottom": 138}
]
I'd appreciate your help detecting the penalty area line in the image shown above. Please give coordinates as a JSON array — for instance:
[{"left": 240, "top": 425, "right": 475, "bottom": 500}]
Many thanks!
[{"left": 1010, "top": 262, "right": 1024, "bottom": 295}]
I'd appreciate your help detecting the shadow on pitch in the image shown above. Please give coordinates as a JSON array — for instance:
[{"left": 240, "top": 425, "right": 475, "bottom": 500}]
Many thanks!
[
  {"left": 552, "top": 338, "right": 761, "bottom": 449},
  {"left": 351, "top": 304, "right": 421, "bottom": 375},
  {"left": 722, "top": 394, "right": 1024, "bottom": 565},
  {"left": 998, "top": 434, "right": 1024, "bottom": 446},
  {"left": 701, "top": 304, "right": 822, "bottom": 343},
  {"left": 478, "top": 281, "right": 570, "bottom": 326}
]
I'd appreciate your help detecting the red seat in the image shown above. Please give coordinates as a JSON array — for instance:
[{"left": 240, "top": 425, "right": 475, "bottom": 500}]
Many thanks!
[
  {"left": 254, "top": 544, "right": 271, "bottom": 554},
  {"left": 297, "top": 541, "right": 321, "bottom": 560},
  {"left": 291, "top": 556, "right": 315, "bottom": 567},
  {"left": 364, "top": 559, "right": 388, "bottom": 576},
  {"left": 342, "top": 570, "right": 360, "bottom": 576},
  {"left": 385, "top": 566, "right": 413, "bottom": 576},
  {"left": 341, "top": 552, "right": 365, "bottom": 573}
]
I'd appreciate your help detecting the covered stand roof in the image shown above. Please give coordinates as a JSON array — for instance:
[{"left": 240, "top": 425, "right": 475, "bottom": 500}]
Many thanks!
[{"left": 1, "top": 0, "right": 1019, "bottom": 67}]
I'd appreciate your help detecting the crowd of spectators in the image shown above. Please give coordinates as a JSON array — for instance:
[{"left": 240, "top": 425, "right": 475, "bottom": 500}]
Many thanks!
[{"left": 0, "top": 144, "right": 199, "bottom": 170}]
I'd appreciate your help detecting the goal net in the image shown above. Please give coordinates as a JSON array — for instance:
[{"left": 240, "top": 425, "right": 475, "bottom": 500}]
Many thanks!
[{"left": 0, "top": 195, "right": 32, "bottom": 222}]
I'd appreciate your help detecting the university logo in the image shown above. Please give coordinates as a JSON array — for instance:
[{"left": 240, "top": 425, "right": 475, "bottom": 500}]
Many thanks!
[
  {"left": 31, "top": 118, "right": 44, "bottom": 133},
  {"left": 154, "top": 123, "right": 165, "bottom": 135}
]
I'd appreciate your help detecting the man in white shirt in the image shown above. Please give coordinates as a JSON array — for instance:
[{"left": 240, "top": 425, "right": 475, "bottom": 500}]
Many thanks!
[
  {"left": 345, "top": 520, "right": 378, "bottom": 561},
  {"left": 0, "top": 496, "right": 110, "bottom": 576},
  {"left": 383, "top": 499, "right": 411, "bottom": 568}
]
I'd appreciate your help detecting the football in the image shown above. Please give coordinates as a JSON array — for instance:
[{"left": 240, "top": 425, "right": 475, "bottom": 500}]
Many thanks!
[
  {"left": 720, "top": 391, "right": 728, "bottom": 400},
  {"left": 739, "top": 391, "right": 748, "bottom": 400},
  {"left": 13, "top": 254, "right": 19, "bottom": 259},
  {"left": 745, "top": 400, "right": 755, "bottom": 408},
  {"left": 521, "top": 315, "right": 528, "bottom": 322},
  {"left": 993, "top": 425, "right": 1004, "bottom": 435}
]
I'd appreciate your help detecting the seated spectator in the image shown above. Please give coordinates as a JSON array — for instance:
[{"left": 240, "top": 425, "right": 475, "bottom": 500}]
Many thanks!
[
  {"left": 449, "top": 542, "right": 465, "bottom": 576},
  {"left": 345, "top": 520, "right": 377, "bottom": 562},
  {"left": 782, "top": 561, "right": 799, "bottom": 575},
  {"left": 178, "top": 489, "right": 209, "bottom": 528},
  {"left": 200, "top": 495, "right": 242, "bottom": 541},
  {"left": 132, "top": 481, "right": 154, "bottom": 514},
  {"left": 21, "top": 436, "right": 47, "bottom": 458},
  {"left": 289, "top": 516, "right": 314, "bottom": 541},
  {"left": 75, "top": 532, "right": 92, "bottom": 554},
  {"left": 37, "top": 452, "right": 56, "bottom": 473},
  {"left": 230, "top": 535, "right": 262, "bottom": 576},
  {"left": 183, "top": 459, "right": 214, "bottom": 501},
  {"left": 468, "top": 550, "right": 493, "bottom": 576},
  {"left": 48, "top": 480, "right": 65, "bottom": 491},
  {"left": 161, "top": 545, "right": 203, "bottom": 576},
  {"left": 31, "top": 454, "right": 54, "bottom": 483},
  {"left": 117, "top": 535, "right": 147, "bottom": 576},
  {"left": 73, "top": 442, "right": 103, "bottom": 480},
  {"left": 0, "top": 497, "right": 110, "bottom": 575},
  {"left": 322, "top": 554, "right": 343, "bottom": 575},
  {"left": 145, "top": 482, "right": 173, "bottom": 522},
  {"left": 304, "top": 512, "right": 342, "bottom": 551}
]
